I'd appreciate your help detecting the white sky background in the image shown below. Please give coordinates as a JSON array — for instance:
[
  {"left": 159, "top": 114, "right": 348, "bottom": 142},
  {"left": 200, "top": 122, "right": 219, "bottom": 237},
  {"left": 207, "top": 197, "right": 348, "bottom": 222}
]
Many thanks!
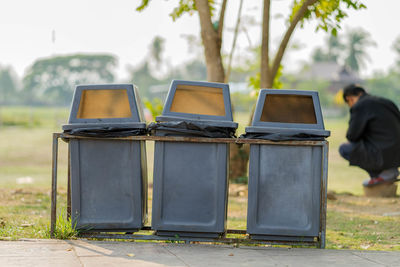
[{"left": 0, "top": 0, "right": 399, "bottom": 81}]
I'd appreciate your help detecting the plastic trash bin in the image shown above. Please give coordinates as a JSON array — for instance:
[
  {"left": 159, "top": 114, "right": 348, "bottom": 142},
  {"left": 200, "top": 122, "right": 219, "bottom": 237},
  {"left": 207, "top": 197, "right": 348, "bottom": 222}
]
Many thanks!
[
  {"left": 244, "top": 89, "right": 330, "bottom": 244},
  {"left": 150, "top": 80, "right": 238, "bottom": 238},
  {"left": 62, "top": 84, "right": 147, "bottom": 232}
]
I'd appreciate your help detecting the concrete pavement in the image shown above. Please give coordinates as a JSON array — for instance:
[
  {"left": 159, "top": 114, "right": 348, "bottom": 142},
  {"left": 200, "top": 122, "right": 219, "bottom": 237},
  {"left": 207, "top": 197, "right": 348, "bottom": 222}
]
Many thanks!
[{"left": 0, "top": 239, "right": 399, "bottom": 266}]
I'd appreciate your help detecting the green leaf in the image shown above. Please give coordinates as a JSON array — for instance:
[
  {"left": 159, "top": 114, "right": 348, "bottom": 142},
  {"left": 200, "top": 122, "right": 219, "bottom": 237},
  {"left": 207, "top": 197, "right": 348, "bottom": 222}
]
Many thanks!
[{"left": 136, "top": 0, "right": 150, "bottom": 12}]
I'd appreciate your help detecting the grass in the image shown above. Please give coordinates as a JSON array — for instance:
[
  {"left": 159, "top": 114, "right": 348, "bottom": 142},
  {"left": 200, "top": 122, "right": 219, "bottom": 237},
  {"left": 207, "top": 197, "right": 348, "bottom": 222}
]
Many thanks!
[
  {"left": 0, "top": 106, "right": 399, "bottom": 250},
  {"left": 0, "top": 188, "right": 67, "bottom": 240},
  {"left": 52, "top": 208, "right": 80, "bottom": 239}
]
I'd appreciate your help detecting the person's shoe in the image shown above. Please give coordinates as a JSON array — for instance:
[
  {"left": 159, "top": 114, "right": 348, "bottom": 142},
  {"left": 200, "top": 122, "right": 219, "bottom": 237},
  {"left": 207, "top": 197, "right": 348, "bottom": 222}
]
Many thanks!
[{"left": 362, "top": 177, "right": 385, "bottom": 187}]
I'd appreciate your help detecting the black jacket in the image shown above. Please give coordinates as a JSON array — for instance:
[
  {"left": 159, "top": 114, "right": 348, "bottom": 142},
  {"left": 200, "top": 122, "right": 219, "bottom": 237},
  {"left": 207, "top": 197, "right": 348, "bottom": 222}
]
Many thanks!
[{"left": 347, "top": 94, "right": 400, "bottom": 172}]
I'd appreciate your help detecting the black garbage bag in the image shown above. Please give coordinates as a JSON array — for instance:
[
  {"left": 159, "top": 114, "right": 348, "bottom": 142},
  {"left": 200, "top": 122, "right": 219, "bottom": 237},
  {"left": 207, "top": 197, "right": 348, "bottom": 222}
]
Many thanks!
[
  {"left": 240, "top": 132, "right": 326, "bottom": 141},
  {"left": 148, "top": 121, "right": 236, "bottom": 138},
  {"left": 64, "top": 126, "right": 147, "bottom": 138}
]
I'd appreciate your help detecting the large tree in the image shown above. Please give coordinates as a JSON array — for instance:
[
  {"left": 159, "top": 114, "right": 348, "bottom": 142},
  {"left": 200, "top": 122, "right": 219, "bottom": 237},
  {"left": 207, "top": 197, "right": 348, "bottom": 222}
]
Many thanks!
[{"left": 137, "top": 0, "right": 366, "bottom": 87}]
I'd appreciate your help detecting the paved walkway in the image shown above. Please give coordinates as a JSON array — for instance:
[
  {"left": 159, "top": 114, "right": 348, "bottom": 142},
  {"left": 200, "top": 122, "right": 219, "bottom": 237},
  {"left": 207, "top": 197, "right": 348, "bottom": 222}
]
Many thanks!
[{"left": 0, "top": 239, "right": 399, "bottom": 266}]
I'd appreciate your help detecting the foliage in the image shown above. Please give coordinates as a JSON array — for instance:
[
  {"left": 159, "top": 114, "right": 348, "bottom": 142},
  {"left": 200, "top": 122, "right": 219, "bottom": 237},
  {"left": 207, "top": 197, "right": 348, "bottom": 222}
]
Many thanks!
[
  {"left": 129, "top": 62, "right": 163, "bottom": 98},
  {"left": 248, "top": 65, "right": 283, "bottom": 92},
  {"left": 167, "top": 59, "right": 207, "bottom": 81},
  {"left": 0, "top": 66, "right": 18, "bottom": 104},
  {"left": 22, "top": 54, "right": 117, "bottom": 105},
  {"left": 293, "top": 0, "right": 366, "bottom": 36},
  {"left": 136, "top": 0, "right": 218, "bottom": 21},
  {"left": 391, "top": 35, "right": 400, "bottom": 71},
  {"left": 170, "top": 0, "right": 199, "bottom": 21},
  {"left": 365, "top": 71, "right": 400, "bottom": 107},
  {"left": 150, "top": 36, "right": 165, "bottom": 65},
  {"left": 144, "top": 98, "right": 164, "bottom": 119},
  {"left": 292, "top": 78, "right": 332, "bottom": 107},
  {"left": 231, "top": 92, "right": 255, "bottom": 113}
]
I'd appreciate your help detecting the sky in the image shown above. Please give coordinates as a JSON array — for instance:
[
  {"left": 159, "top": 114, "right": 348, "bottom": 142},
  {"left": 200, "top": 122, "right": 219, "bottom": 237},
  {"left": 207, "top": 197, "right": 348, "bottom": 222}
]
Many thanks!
[{"left": 0, "top": 0, "right": 399, "bottom": 81}]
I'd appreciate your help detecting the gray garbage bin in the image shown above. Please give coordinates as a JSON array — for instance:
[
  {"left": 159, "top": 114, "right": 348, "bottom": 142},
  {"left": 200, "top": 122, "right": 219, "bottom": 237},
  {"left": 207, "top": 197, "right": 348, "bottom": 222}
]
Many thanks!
[
  {"left": 245, "top": 89, "right": 330, "bottom": 245},
  {"left": 150, "top": 80, "right": 238, "bottom": 238},
  {"left": 62, "top": 84, "right": 147, "bottom": 232}
]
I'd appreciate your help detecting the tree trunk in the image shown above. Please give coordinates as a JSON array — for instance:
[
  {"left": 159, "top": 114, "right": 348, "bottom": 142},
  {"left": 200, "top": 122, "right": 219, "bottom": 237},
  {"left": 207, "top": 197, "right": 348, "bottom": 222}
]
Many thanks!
[
  {"left": 260, "top": 0, "right": 272, "bottom": 88},
  {"left": 195, "top": 0, "right": 225, "bottom": 82}
]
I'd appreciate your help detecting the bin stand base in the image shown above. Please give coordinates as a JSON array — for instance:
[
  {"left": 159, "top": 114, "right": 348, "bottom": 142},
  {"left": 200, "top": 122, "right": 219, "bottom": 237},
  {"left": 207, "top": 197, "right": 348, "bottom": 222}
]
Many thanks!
[
  {"left": 250, "top": 234, "right": 316, "bottom": 242},
  {"left": 156, "top": 230, "right": 224, "bottom": 239}
]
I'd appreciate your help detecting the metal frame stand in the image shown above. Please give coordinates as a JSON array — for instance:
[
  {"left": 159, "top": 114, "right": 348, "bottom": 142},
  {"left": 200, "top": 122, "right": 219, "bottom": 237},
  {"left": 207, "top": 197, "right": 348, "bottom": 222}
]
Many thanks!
[{"left": 51, "top": 133, "right": 328, "bottom": 248}]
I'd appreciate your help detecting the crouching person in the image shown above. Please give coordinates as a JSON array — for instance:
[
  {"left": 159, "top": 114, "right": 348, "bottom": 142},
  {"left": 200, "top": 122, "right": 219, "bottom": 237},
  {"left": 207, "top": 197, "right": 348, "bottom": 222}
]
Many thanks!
[{"left": 339, "top": 84, "right": 400, "bottom": 187}]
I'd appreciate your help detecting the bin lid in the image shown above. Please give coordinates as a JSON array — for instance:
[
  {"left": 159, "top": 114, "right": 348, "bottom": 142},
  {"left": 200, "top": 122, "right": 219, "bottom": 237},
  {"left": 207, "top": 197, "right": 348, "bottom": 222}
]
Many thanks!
[
  {"left": 245, "top": 89, "right": 330, "bottom": 137},
  {"left": 62, "top": 84, "right": 146, "bottom": 130},
  {"left": 156, "top": 80, "right": 238, "bottom": 128}
]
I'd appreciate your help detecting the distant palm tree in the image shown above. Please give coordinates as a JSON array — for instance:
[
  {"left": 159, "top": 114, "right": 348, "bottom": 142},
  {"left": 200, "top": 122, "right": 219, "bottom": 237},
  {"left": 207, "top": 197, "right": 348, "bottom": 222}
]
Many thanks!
[
  {"left": 344, "top": 28, "right": 376, "bottom": 73},
  {"left": 327, "top": 35, "right": 344, "bottom": 63},
  {"left": 311, "top": 34, "right": 344, "bottom": 63}
]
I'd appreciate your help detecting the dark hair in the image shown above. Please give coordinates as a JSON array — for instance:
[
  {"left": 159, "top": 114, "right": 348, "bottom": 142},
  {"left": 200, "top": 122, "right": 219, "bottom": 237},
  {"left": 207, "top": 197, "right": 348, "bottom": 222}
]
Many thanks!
[{"left": 342, "top": 84, "right": 366, "bottom": 102}]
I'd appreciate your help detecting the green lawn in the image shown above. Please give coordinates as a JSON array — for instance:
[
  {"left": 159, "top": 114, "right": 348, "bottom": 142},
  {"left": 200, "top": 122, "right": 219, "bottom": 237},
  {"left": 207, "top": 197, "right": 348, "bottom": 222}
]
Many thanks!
[{"left": 0, "top": 106, "right": 399, "bottom": 250}]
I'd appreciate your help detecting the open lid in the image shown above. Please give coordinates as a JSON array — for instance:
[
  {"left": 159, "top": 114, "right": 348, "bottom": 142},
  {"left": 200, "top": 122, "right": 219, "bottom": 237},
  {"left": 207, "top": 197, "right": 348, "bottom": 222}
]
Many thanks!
[
  {"left": 156, "top": 80, "right": 237, "bottom": 128},
  {"left": 246, "top": 89, "right": 330, "bottom": 137},
  {"left": 62, "top": 84, "right": 146, "bottom": 130}
]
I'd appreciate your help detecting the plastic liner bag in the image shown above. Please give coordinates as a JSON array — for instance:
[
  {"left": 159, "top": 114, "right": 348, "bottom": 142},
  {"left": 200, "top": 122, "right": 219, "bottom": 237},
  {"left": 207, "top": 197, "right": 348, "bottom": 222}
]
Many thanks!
[
  {"left": 240, "top": 132, "right": 326, "bottom": 141},
  {"left": 148, "top": 121, "right": 236, "bottom": 138},
  {"left": 64, "top": 127, "right": 147, "bottom": 138}
]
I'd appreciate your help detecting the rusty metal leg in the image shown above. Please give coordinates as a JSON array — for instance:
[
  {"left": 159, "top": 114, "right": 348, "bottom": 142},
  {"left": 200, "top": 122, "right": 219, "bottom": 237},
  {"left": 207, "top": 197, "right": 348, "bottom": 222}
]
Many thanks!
[
  {"left": 319, "top": 142, "right": 329, "bottom": 248},
  {"left": 50, "top": 133, "right": 59, "bottom": 238},
  {"left": 67, "top": 149, "right": 71, "bottom": 219}
]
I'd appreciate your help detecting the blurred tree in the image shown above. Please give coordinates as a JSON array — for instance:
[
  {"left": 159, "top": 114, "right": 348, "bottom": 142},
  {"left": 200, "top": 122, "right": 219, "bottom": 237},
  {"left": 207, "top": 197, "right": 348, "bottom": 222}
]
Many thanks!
[
  {"left": 344, "top": 28, "right": 376, "bottom": 73},
  {"left": 22, "top": 54, "right": 117, "bottom": 105},
  {"left": 150, "top": 36, "right": 165, "bottom": 65},
  {"left": 171, "top": 59, "right": 207, "bottom": 81},
  {"left": 129, "top": 61, "right": 162, "bottom": 98},
  {"left": 129, "top": 35, "right": 207, "bottom": 100},
  {"left": 366, "top": 71, "right": 400, "bottom": 107},
  {"left": 312, "top": 34, "right": 344, "bottom": 63},
  {"left": 0, "top": 66, "right": 18, "bottom": 104},
  {"left": 327, "top": 34, "right": 344, "bottom": 62},
  {"left": 392, "top": 35, "right": 400, "bottom": 70}
]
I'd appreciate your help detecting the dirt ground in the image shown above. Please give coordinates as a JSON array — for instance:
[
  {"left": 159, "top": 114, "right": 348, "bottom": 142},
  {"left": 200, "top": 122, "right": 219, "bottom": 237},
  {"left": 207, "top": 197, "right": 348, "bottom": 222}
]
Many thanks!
[{"left": 327, "top": 192, "right": 400, "bottom": 216}]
